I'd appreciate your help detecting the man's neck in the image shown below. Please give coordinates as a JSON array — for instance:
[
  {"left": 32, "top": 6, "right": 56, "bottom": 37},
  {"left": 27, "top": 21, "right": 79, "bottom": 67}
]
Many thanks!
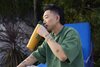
[{"left": 52, "top": 23, "right": 63, "bottom": 35}]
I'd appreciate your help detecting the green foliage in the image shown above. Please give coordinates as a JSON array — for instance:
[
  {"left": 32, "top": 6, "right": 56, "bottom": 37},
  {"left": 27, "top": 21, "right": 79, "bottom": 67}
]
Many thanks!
[{"left": 0, "top": 0, "right": 33, "bottom": 18}]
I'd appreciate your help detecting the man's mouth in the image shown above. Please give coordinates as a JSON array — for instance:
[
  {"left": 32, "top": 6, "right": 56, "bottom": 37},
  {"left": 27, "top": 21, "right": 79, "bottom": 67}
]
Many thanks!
[
  {"left": 42, "top": 21, "right": 48, "bottom": 29},
  {"left": 44, "top": 25, "right": 48, "bottom": 29}
]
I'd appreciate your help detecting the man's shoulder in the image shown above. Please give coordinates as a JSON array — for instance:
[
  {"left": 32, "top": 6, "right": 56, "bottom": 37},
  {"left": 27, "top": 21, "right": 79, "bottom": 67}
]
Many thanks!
[{"left": 63, "top": 26, "right": 78, "bottom": 35}]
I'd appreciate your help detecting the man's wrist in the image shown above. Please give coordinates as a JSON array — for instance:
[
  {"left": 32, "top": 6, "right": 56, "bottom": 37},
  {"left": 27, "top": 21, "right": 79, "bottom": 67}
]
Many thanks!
[
  {"left": 44, "top": 33, "right": 50, "bottom": 38},
  {"left": 45, "top": 34, "right": 53, "bottom": 42}
]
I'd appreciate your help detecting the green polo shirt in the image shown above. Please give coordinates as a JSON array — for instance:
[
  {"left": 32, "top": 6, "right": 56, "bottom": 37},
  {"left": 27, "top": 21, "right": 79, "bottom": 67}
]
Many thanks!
[{"left": 32, "top": 26, "right": 84, "bottom": 67}]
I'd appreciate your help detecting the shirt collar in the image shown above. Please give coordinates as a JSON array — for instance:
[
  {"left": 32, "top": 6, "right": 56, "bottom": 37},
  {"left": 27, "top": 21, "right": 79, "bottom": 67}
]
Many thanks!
[{"left": 51, "top": 26, "right": 65, "bottom": 37}]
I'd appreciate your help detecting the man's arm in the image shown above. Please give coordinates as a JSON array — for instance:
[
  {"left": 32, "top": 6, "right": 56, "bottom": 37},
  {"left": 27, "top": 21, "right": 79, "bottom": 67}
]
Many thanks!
[
  {"left": 45, "top": 34, "right": 67, "bottom": 62},
  {"left": 17, "top": 54, "right": 37, "bottom": 67},
  {"left": 37, "top": 25, "right": 67, "bottom": 62}
]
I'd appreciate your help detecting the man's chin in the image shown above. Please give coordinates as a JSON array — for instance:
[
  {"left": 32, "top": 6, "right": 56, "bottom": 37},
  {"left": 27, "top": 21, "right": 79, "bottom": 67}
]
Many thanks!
[{"left": 47, "top": 28, "right": 51, "bottom": 33}]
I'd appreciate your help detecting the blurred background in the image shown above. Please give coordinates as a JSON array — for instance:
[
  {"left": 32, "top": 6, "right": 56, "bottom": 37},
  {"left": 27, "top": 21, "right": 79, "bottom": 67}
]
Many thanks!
[{"left": 0, "top": 0, "right": 100, "bottom": 67}]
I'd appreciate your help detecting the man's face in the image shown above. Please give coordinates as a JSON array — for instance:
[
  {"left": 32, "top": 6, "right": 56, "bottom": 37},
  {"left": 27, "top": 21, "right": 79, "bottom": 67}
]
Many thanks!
[{"left": 43, "top": 10, "right": 59, "bottom": 32}]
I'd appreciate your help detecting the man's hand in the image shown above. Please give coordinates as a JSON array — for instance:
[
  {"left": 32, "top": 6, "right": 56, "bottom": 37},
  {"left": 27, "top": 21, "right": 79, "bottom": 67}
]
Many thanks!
[
  {"left": 17, "top": 54, "right": 37, "bottom": 67},
  {"left": 37, "top": 25, "right": 49, "bottom": 39}
]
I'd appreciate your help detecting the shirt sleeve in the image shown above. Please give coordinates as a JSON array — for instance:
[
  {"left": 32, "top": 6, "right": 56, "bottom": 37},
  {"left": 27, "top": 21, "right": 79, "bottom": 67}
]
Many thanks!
[
  {"left": 32, "top": 40, "right": 46, "bottom": 63},
  {"left": 61, "top": 28, "right": 81, "bottom": 64}
]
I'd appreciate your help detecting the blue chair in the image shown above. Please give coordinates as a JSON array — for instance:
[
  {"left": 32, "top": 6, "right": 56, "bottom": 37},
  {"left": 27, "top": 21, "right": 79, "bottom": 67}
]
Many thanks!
[
  {"left": 38, "top": 22, "right": 93, "bottom": 67},
  {"left": 64, "top": 22, "right": 93, "bottom": 67}
]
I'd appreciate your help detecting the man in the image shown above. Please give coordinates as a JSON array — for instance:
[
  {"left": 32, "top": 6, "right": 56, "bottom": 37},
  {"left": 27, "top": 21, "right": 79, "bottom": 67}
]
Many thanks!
[{"left": 17, "top": 4, "right": 84, "bottom": 67}]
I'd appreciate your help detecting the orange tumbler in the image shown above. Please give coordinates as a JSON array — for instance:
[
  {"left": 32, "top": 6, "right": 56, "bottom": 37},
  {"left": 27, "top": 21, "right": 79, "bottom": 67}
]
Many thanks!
[{"left": 26, "top": 24, "right": 42, "bottom": 51}]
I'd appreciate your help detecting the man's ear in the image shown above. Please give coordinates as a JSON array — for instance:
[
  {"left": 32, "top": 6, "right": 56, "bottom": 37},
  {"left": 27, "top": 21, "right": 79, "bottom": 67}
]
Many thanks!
[{"left": 56, "top": 15, "right": 60, "bottom": 22}]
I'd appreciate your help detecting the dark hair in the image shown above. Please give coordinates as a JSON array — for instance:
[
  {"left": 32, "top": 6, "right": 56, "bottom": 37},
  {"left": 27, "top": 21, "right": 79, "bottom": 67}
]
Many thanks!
[{"left": 43, "top": 4, "right": 65, "bottom": 25}]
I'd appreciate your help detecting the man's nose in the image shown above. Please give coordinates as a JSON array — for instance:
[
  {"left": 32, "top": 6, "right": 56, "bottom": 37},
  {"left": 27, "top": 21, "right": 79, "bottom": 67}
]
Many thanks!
[
  {"left": 43, "top": 20, "right": 46, "bottom": 23},
  {"left": 43, "top": 21, "right": 46, "bottom": 25},
  {"left": 43, "top": 21, "right": 47, "bottom": 27}
]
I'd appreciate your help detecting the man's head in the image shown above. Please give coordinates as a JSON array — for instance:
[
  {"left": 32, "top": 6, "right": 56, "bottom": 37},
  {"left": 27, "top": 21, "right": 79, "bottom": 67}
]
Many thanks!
[{"left": 43, "top": 4, "right": 65, "bottom": 31}]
